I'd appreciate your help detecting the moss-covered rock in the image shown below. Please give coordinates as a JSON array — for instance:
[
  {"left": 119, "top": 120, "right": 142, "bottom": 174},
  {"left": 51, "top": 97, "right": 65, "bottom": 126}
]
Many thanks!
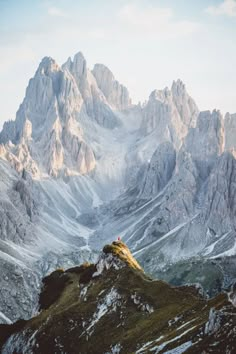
[
  {"left": 39, "top": 269, "right": 71, "bottom": 310},
  {"left": 103, "top": 241, "right": 143, "bottom": 271}
]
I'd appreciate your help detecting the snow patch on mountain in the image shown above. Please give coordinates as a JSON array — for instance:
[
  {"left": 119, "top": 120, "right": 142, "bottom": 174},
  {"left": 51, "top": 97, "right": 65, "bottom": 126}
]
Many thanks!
[{"left": 82, "top": 287, "right": 121, "bottom": 336}]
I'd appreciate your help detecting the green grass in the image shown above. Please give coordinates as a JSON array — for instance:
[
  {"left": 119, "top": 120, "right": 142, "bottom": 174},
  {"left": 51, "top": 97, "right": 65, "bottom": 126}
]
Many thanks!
[{"left": 103, "top": 241, "right": 143, "bottom": 271}]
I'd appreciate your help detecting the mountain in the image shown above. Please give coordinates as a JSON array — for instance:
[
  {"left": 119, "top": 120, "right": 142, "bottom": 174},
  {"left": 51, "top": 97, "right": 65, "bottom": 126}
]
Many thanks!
[
  {"left": 0, "top": 51, "right": 137, "bottom": 323},
  {"left": 140, "top": 80, "right": 198, "bottom": 149},
  {"left": 87, "top": 109, "right": 236, "bottom": 295},
  {"left": 1, "top": 50, "right": 236, "bottom": 326},
  {"left": 92, "top": 63, "right": 131, "bottom": 111},
  {"left": 0, "top": 52, "right": 131, "bottom": 178},
  {"left": 1, "top": 241, "right": 236, "bottom": 354}
]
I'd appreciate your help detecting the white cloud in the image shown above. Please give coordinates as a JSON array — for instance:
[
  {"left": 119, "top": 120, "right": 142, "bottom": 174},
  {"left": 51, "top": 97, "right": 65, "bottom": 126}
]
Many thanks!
[
  {"left": 205, "top": 0, "right": 236, "bottom": 17},
  {"left": 48, "top": 6, "right": 68, "bottom": 18},
  {"left": 118, "top": 3, "right": 200, "bottom": 39}
]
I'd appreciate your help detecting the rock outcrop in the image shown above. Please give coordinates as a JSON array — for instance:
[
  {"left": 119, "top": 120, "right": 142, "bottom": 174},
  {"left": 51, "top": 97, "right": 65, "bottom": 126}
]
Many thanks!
[
  {"left": 140, "top": 79, "right": 199, "bottom": 150},
  {"left": 139, "top": 141, "right": 176, "bottom": 198},
  {"left": 0, "top": 52, "right": 128, "bottom": 177},
  {"left": 63, "top": 52, "right": 121, "bottom": 129},
  {"left": 92, "top": 63, "right": 131, "bottom": 110}
]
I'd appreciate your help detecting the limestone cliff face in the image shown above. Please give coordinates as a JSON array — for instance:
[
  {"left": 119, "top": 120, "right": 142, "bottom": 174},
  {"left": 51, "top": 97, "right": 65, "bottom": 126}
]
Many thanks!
[
  {"left": 225, "top": 112, "right": 236, "bottom": 151},
  {"left": 140, "top": 80, "right": 199, "bottom": 150},
  {"left": 0, "top": 55, "right": 98, "bottom": 177},
  {"left": 63, "top": 52, "right": 121, "bottom": 129},
  {"left": 121, "top": 110, "right": 233, "bottom": 263},
  {"left": 140, "top": 142, "right": 176, "bottom": 198},
  {"left": 201, "top": 152, "right": 236, "bottom": 246},
  {"left": 92, "top": 63, "right": 131, "bottom": 111},
  {"left": 183, "top": 110, "right": 225, "bottom": 180}
]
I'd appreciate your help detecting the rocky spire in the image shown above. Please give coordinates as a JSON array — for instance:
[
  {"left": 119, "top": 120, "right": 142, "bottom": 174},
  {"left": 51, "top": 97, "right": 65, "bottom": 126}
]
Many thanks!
[
  {"left": 0, "top": 54, "right": 96, "bottom": 177},
  {"left": 140, "top": 80, "right": 199, "bottom": 150},
  {"left": 183, "top": 110, "right": 224, "bottom": 180},
  {"left": 92, "top": 63, "right": 131, "bottom": 110}
]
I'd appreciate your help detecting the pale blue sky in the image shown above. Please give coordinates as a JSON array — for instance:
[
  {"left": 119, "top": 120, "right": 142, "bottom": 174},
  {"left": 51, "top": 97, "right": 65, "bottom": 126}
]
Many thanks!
[{"left": 0, "top": 0, "right": 236, "bottom": 126}]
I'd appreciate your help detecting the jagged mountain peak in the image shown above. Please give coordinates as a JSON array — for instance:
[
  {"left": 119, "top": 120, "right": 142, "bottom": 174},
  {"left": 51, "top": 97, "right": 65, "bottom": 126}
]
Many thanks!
[
  {"left": 149, "top": 79, "right": 187, "bottom": 101},
  {"left": 197, "top": 109, "right": 223, "bottom": 130},
  {"left": 92, "top": 63, "right": 116, "bottom": 85},
  {"left": 74, "top": 50, "right": 86, "bottom": 60},
  {"left": 171, "top": 78, "right": 186, "bottom": 95},
  {"left": 92, "top": 62, "right": 131, "bottom": 110},
  {"left": 67, "top": 51, "right": 87, "bottom": 77},
  {"left": 141, "top": 80, "right": 199, "bottom": 149},
  {"left": 62, "top": 51, "right": 89, "bottom": 85},
  {"left": 37, "top": 56, "right": 60, "bottom": 75},
  {"left": 148, "top": 88, "right": 169, "bottom": 102},
  {"left": 0, "top": 50, "right": 129, "bottom": 176},
  {"left": 147, "top": 79, "right": 196, "bottom": 108}
]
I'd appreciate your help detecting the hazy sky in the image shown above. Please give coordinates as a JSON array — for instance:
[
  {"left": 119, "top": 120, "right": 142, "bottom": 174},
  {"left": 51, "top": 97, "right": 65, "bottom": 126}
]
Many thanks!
[{"left": 0, "top": 0, "right": 236, "bottom": 127}]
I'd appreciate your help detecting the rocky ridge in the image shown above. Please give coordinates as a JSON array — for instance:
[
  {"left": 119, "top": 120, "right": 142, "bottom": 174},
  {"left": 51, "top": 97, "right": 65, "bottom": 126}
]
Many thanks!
[
  {"left": 0, "top": 52, "right": 132, "bottom": 178},
  {"left": 1, "top": 242, "right": 236, "bottom": 354}
]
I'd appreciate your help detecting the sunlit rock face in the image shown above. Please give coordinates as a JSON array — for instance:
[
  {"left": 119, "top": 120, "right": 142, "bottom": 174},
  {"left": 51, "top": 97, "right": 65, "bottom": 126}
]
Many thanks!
[
  {"left": 63, "top": 52, "right": 121, "bottom": 129},
  {"left": 0, "top": 55, "right": 98, "bottom": 177},
  {"left": 182, "top": 109, "right": 224, "bottom": 180},
  {"left": 140, "top": 79, "right": 199, "bottom": 150},
  {"left": 1, "top": 242, "right": 236, "bottom": 354},
  {"left": 225, "top": 112, "right": 236, "bottom": 152},
  {"left": 92, "top": 63, "right": 131, "bottom": 111}
]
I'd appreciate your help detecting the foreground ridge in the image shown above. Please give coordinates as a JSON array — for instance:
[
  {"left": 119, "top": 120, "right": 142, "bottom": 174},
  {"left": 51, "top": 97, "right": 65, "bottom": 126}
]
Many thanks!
[{"left": 0, "top": 242, "right": 236, "bottom": 354}]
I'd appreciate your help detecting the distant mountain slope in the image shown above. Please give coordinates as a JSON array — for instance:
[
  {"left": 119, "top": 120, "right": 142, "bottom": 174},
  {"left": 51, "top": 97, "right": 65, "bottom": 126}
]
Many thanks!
[{"left": 0, "top": 159, "right": 97, "bottom": 323}]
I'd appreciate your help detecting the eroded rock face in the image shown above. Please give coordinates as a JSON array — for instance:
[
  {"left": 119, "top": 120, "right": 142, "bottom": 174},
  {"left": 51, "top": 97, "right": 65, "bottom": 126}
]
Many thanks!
[
  {"left": 92, "top": 63, "right": 131, "bottom": 110},
  {"left": 86, "top": 104, "right": 236, "bottom": 283},
  {"left": 0, "top": 55, "right": 97, "bottom": 177},
  {"left": 63, "top": 52, "right": 120, "bottom": 129},
  {"left": 140, "top": 80, "right": 199, "bottom": 150},
  {"left": 140, "top": 142, "right": 176, "bottom": 198},
  {"left": 123, "top": 111, "right": 233, "bottom": 261},
  {"left": 183, "top": 110, "right": 224, "bottom": 180},
  {"left": 0, "top": 163, "right": 36, "bottom": 244},
  {"left": 200, "top": 152, "right": 236, "bottom": 248},
  {"left": 225, "top": 112, "right": 236, "bottom": 151},
  {"left": 0, "top": 156, "right": 99, "bottom": 324},
  {"left": 0, "top": 52, "right": 134, "bottom": 177}
]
